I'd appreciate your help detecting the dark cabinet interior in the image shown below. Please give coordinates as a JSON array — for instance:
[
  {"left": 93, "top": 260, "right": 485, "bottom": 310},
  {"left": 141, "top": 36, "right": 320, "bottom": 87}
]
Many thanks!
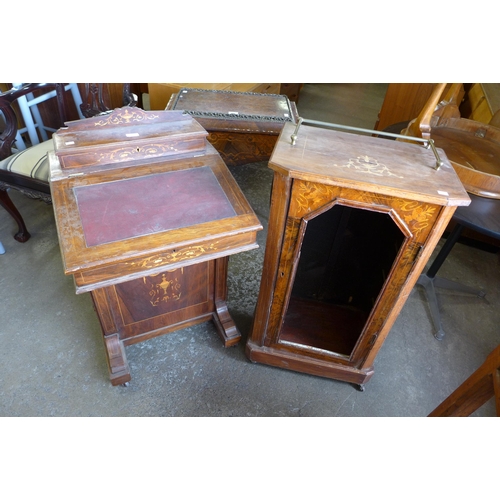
[{"left": 281, "top": 203, "right": 405, "bottom": 357}]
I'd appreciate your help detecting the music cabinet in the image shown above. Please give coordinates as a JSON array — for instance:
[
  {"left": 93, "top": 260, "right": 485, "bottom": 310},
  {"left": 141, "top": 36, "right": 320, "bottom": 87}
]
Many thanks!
[
  {"left": 49, "top": 108, "right": 262, "bottom": 385},
  {"left": 246, "top": 121, "right": 470, "bottom": 389}
]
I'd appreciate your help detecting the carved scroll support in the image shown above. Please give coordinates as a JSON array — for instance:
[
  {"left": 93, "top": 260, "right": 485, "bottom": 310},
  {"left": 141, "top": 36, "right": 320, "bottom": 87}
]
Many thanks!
[
  {"left": 212, "top": 257, "right": 241, "bottom": 347},
  {"left": 103, "top": 333, "right": 131, "bottom": 386}
]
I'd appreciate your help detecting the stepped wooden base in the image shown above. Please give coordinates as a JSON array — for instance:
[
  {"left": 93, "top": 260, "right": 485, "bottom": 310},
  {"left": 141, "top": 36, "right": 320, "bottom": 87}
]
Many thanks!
[{"left": 246, "top": 340, "right": 374, "bottom": 387}]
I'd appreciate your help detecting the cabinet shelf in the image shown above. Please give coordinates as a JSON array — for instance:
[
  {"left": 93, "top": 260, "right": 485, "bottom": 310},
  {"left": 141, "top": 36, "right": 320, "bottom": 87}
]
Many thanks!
[{"left": 281, "top": 297, "right": 368, "bottom": 356}]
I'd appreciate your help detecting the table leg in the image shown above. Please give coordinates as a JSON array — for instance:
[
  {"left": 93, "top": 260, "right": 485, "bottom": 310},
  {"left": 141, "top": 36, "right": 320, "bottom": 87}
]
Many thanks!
[
  {"left": 91, "top": 288, "right": 132, "bottom": 386},
  {"left": 212, "top": 256, "right": 241, "bottom": 347},
  {"left": 103, "top": 333, "right": 131, "bottom": 386}
]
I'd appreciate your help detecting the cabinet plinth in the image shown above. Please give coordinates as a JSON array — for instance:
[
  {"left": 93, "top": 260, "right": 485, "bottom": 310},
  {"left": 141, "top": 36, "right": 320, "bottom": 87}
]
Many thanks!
[{"left": 246, "top": 122, "right": 470, "bottom": 388}]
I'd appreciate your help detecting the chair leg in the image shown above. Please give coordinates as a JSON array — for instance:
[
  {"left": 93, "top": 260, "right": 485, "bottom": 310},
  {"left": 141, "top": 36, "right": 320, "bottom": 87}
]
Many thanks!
[{"left": 0, "top": 189, "right": 31, "bottom": 242}]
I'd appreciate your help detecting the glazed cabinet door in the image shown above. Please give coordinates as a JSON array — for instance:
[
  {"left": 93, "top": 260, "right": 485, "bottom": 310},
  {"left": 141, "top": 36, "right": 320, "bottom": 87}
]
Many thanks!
[{"left": 263, "top": 177, "right": 442, "bottom": 370}]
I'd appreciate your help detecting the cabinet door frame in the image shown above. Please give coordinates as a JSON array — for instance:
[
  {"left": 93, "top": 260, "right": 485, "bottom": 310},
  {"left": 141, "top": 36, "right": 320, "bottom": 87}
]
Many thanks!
[{"left": 263, "top": 177, "right": 444, "bottom": 369}]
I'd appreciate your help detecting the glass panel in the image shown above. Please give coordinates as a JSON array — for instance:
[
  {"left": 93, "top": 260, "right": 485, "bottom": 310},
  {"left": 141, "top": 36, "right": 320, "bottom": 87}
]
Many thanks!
[{"left": 280, "top": 204, "right": 405, "bottom": 356}]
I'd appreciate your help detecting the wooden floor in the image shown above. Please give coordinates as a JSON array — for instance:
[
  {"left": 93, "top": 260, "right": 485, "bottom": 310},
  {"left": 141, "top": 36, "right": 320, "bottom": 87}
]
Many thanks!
[{"left": 295, "top": 83, "right": 388, "bottom": 130}]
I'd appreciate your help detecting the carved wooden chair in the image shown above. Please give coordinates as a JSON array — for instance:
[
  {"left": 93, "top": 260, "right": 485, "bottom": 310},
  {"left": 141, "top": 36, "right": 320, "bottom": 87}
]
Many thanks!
[
  {"left": 79, "top": 83, "right": 137, "bottom": 117},
  {"left": 388, "top": 84, "right": 500, "bottom": 340},
  {"left": 401, "top": 82, "right": 500, "bottom": 199},
  {"left": 0, "top": 83, "right": 137, "bottom": 242},
  {"left": 0, "top": 83, "right": 68, "bottom": 242}
]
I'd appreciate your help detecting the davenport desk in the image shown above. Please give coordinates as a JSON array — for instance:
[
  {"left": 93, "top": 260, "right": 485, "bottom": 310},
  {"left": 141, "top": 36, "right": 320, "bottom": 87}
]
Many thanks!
[{"left": 49, "top": 108, "right": 262, "bottom": 385}]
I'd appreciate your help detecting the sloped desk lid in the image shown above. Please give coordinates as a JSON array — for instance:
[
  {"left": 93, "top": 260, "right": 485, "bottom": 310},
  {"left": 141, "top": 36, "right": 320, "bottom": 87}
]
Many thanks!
[
  {"left": 49, "top": 144, "right": 262, "bottom": 292},
  {"left": 270, "top": 122, "right": 470, "bottom": 207}
]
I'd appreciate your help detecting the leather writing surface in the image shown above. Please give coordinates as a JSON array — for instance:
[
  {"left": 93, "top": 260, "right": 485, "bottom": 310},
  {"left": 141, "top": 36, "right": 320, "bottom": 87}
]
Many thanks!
[{"left": 74, "top": 166, "right": 236, "bottom": 247}]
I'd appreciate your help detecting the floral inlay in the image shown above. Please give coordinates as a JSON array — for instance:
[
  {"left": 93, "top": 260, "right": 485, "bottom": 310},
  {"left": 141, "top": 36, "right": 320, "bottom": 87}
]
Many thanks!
[{"left": 336, "top": 156, "right": 404, "bottom": 179}]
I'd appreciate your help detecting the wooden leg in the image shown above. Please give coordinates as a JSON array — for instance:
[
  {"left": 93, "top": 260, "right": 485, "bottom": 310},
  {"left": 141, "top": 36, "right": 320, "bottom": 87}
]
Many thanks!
[
  {"left": 0, "top": 189, "right": 31, "bottom": 242},
  {"left": 103, "top": 333, "right": 132, "bottom": 386},
  {"left": 495, "top": 367, "right": 500, "bottom": 417},
  {"left": 88, "top": 259, "right": 242, "bottom": 385},
  {"left": 429, "top": 344, "right": 500, "bottom": 417},
  {"left": 212, "top": 256, "right": 241, "bottom": 347},
  {"left": 91, "top": 288, "right": 131, "bottom": 386}
]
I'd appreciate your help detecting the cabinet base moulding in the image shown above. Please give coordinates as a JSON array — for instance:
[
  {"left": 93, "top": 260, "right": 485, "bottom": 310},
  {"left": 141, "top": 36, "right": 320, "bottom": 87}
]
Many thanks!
[{"left": 246, "top": 341, "right": 375, "bottom": 385}]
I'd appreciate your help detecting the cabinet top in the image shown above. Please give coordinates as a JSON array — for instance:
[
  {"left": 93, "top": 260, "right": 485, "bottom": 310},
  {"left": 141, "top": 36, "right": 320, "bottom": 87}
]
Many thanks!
[{"left": 270, "top": 123, "right": 470, "bottom": 206}]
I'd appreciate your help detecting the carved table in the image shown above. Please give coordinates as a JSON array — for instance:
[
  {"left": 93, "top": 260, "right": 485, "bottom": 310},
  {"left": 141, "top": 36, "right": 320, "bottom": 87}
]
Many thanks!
[
  {"left": 49, "top": 108, "right": 262, "bottom": 385},
  {"left": 246, "top": 121, "right": 470, "bottom": 389}
]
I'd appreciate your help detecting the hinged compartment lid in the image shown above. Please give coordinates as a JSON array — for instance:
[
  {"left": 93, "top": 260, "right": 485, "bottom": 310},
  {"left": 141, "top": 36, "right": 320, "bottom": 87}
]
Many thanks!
[{"left": 52, "top": 108, "right": 208, "bottom": 171}]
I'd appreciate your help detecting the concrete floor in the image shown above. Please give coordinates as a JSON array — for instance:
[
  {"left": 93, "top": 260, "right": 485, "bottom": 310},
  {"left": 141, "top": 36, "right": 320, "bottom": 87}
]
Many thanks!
[{"left": 1, "top": 84, "right": 499, "bottom": 417}]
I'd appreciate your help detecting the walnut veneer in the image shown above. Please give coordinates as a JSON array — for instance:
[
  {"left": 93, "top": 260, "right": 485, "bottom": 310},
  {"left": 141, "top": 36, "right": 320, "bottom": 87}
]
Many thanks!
[
  {"left": 246, "top": 122, "right": 470, "bottom": 389},
  {"left": 49, "top": 109, "right": 262, "bottom": 385},
  {"left": 166, "top": 88, "right": 298, "bottom": 166}
]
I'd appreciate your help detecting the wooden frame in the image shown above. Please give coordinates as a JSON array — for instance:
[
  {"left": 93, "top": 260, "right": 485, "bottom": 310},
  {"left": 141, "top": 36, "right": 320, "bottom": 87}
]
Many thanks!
[
  {"left": 50, "top": 110, "right": 262, "bottom": 385},
  {"left": 247, "top": 122, "right": 470, "bottom": 389},
  {"left": 429, "top": 344, "right": 500, "bottom": 416}
]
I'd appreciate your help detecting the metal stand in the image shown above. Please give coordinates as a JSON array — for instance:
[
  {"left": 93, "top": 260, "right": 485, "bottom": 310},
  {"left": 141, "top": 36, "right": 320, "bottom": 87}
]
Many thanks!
[{"left": 417, "top": 223, "right": 485, "bottom": 340}]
